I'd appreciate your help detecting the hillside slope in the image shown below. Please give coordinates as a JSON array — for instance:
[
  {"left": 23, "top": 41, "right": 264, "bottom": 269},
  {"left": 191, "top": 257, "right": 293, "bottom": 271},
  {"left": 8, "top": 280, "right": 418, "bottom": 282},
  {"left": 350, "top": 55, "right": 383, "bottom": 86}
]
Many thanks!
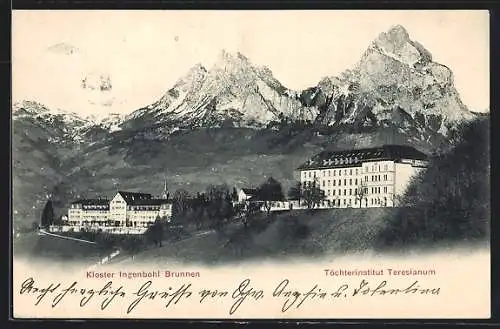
[{"left": 112, "top": 208, "right": 394, "bottom": 265}]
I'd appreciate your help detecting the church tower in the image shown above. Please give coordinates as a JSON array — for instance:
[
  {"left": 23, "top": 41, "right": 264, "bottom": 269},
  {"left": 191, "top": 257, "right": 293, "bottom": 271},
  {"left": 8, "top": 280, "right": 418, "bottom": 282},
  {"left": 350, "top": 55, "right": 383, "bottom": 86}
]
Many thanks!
[{"left": 161, "top": 178, "right": 168, "bottom": 199}]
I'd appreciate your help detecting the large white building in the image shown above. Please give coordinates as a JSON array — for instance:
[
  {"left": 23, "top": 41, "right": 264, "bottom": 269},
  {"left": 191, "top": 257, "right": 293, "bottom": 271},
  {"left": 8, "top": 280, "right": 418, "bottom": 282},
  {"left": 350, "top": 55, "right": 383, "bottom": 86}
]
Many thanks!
[
  {"left": 66, "top": 190, "right": 172, "bottom": 230},
  {"left": 297, "top": 144, "right": 429, "bottom": 208}
]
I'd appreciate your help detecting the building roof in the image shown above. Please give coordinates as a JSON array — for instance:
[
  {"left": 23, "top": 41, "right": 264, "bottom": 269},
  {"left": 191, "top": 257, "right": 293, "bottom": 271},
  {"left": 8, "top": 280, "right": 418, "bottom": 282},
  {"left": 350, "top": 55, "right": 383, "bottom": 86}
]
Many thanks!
[
  {"left": 116, "top": 191, "right": 172, "bottom": 205},
  {"left": 71, "top": 199, "right": 109, "bottom": 206},
  {"left": 297, "top": 144, "right": 428, "bottom": 170},
  {"left": 117, "top": 191, "right": 152, "bottom": 203},
  {"left": 128, "top": 198, "right": 172, "bottom": 206},
  {"left": 241, "top": 188, "right": 258, "bottom": 195}
]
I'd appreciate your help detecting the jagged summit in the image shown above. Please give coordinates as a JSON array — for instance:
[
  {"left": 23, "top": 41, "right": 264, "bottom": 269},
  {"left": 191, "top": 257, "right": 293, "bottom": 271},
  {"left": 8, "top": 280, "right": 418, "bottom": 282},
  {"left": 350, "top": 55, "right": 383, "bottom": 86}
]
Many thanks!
[
  {"left": 17, "top": 26, "right": 477, "bottom": 145},
  {"left": 309, "top": 25, "right": 474, "bottom": 137},
  {"left": 123, "top": 49, "right": 312, "bottom": 130}
]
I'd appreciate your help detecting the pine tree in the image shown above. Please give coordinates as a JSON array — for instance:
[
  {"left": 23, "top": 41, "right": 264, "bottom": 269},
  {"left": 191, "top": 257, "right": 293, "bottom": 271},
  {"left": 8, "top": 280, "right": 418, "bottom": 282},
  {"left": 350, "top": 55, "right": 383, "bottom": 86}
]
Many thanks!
[{"left": 41, "top": 200, "right": 54, "bottom": 227}]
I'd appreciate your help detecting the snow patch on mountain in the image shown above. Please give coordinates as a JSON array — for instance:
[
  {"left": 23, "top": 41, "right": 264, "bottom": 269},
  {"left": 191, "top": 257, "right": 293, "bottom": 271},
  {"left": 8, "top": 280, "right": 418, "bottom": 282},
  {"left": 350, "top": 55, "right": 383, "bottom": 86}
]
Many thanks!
[
  {"left": 123, "top": 49, "right": 316, "bottom": 130},
  {"left": 311, "top": 25, "right": 475, "bottom": 137}
]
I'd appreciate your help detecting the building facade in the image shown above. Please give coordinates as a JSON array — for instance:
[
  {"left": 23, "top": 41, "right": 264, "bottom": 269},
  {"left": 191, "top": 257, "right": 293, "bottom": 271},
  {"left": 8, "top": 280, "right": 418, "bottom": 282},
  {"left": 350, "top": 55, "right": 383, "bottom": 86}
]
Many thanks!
[
  {"left": 297, "top": 145, "right": 429, "bottom": 208},
  {"left": 66, "top": 190, "right": 172, "bottom": 230},
  {"left": 237, "top": 188, "right": 259, "bottom": 203}
]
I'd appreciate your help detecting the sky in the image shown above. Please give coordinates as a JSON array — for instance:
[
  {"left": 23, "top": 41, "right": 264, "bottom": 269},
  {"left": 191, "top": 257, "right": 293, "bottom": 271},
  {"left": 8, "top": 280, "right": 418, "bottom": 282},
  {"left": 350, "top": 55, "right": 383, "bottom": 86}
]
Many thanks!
[{"left": 12, "top": 10, "right": 490, "bottom": 118}]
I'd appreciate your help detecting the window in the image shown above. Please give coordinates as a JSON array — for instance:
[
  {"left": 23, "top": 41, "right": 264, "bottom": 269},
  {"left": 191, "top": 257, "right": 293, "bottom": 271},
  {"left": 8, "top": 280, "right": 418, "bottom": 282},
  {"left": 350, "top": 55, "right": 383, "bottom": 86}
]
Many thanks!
[
  {"left": 365, "top": 167, "right": 368, "bottom": 173},
  {"left": 384, "top": 164, "right": 388, "bottom": 171},
  {"left": 339, "top": 179, "right": 341, "bottom": 186},
  {"left": 349, "top": 179, "right": 352, "bottom": 185},
  {"left": 333, "top": 170, "right": 336, "bottom": 176},
  {"left": 323, "top": 171, "right": 326, "bottom": 177},
  {"left": 328, "top": 180, "right": 331, "bottom": 186},
  {"left": 355, "top": 178, "right": 358, "bottom": 185},
  {"left": 365, "top": 176, "right": 368, "bottom": 182},
  {"left": 339, "top": 170, "right": 342, "bottom": 176},
  {"left": 349, "top": 189, "right": 352, "bottom": 195},
  {"left": 384, "top": 174, "right": 387, "bottom": 181},
  {"left": 378, "top": 175, "right": 381, "bottom": 181},
  {"left": 350, "top": 169, "right": 352, "bottom": 175},
  {"left": 333, "top": 180, "right": 336, "bottom": 186},
  {"left": 344, "top": 179, "right": 347, "bottom": 185},
  {"left": 384, "top": 186, "right": 388, "bottom": 193},
  {"left": 344, "top": 169, "right": 347, "bottom": 175},
  {"left": 328, "top": 190, "right": 331, "bottom": 196},
  {"left": 344, "top": 199, "right": 346, "bottom": 205},
  {"left": 322, "top": 181, "right": 325, "bottom": 187},
  {"left": 344, "top": 189, "right": 347, "bottom": 196},
  {"left": 356, "top": 169, "right": 359, "bottom": 175},
  {"left": 333, "top": 190, "right": 336, "bottom": 196},
  {"left": 308, "top": 172, "right": 311, "bottom": 178},
  {"left": 329, "top": 170, "right": 331, "bottom": 177}
]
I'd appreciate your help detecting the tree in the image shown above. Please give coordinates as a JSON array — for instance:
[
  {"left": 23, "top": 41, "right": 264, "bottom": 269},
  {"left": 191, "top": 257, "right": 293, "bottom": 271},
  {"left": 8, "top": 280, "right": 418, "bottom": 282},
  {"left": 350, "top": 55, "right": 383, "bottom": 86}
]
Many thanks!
[
  {"left": 146, "top": 217, "right": 164, "bottom": 247},
  {"left": 172, "top": 189, "right": 190, "bottom": 219},
  {"left": 257, "top": 177, "right": 285, "bottom": 215},
  {"left": 40, "top": 200, "right": 54, "bottom": 227},
  {"left": 231, "top": 187, "right": 239, "bottom": 202},
  {"left": 302, "top": 179, "right": 326, "bottom": 209},
  {"left": 288, "top": 181, "right": 302, "bottom": 202},
  {"left": 243, "top": 201, "right": 261, "bottom": 228},
  {"left": 205, "top": 184, "right": 234, "bottom": 230},
  {"left": 355, "top": 181, "right": 368, "bottom": 208}
]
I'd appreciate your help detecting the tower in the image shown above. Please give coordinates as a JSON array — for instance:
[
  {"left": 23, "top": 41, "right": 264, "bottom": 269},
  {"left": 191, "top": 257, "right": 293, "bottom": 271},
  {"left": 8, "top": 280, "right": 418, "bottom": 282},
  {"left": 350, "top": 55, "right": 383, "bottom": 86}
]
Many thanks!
[{"left": 161, "top": 178, "right": 168, "bottom": 199}]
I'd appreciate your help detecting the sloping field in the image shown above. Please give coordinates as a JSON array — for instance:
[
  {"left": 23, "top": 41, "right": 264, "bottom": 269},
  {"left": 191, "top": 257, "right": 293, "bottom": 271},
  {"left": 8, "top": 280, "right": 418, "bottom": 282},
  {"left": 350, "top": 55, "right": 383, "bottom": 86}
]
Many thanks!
[
  {"left": 13, "top": 232, "right": 104, "bottom": 266},
  {"left": 116, "top": 208, "right": 396, "bottom": 265}
]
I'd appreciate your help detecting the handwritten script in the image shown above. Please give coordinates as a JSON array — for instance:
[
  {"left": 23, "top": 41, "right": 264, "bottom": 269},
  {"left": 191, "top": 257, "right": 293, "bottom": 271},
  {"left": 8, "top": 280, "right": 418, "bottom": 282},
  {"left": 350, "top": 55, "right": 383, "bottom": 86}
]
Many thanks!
[{"left": 18, "top": 277, "right": 440, "bottom": 315}]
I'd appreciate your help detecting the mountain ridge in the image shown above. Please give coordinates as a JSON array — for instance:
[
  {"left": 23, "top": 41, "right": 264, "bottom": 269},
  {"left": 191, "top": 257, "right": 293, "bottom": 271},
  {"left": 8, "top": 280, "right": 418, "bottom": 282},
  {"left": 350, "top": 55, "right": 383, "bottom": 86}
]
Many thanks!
[{"left": 12, "top": 25, "right": 483, "bottom": 229}]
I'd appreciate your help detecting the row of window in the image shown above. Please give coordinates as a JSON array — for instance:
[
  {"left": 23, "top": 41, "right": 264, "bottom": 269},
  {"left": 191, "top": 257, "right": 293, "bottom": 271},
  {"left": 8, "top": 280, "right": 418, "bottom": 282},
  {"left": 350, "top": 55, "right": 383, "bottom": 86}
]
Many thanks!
[
  {"left": 328, "top": 197, "right": 390, "bottom": 206},
  {"left": 321, "top": 178, "right": 359, "bottom": 187},
  {"left": 129, "top": 216, "right": 157, "bottom": 220},
  {"left": 323, "top": 185, "right": 390, "bottom": 197},
  {"left": 367, "top": 164, "right": 390, "bottom": 172},
  {"left": 304, "top": 165, "right": 392, "bottom": 180},
  {"left": 129, "top": 206, "right": 161, "bottom": 211},
  {"left": 306, "top": 174, "right": 390, "bottom": 187},
  {"left": 71, "top": 204, "right": 108, "bottom": 209},
  {"left": 364, "top": 174, "right": 389, "bottom": 182},
  {"left": 304, "top": 168, "right": 360, "bottom": 179}
]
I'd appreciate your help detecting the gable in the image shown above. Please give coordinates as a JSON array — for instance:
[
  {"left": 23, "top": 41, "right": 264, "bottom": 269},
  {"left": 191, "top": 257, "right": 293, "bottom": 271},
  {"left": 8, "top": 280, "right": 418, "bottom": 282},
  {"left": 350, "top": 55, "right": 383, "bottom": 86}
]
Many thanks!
[{"left": 111, "top": 193, "right": 126, "bottom": 203}]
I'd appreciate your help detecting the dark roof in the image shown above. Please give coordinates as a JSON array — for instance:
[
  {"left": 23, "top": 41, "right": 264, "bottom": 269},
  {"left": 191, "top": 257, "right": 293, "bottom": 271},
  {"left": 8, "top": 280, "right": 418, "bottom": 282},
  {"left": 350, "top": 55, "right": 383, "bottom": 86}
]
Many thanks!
[
  {"left": 297, "top": 144, "right": 428, "bottom": 170},
  {"left": 241, "top": 188, "right": 258, "bottom": 195},
  {"left": 71, "top": 199, "right": 109, "bottom": 206},
  {"left": 117, "top": 191, "right": 152, "bottom": 204},
  {"left": 128, "top": 198, "right": 172, "bottom": 206}
]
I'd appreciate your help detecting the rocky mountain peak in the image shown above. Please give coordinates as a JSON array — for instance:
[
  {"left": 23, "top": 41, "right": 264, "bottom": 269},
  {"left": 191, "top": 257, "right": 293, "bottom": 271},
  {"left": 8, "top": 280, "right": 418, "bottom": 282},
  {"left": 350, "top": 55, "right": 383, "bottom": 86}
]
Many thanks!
[
  {"left": 212, "top": 49, "right": 252, "bottom": 73},
  {"left": 306, "top": 25, "right": 475, "bottom": 138},
  {"left": 364, "top": 24, "right": 432, "bottom": 68}
]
